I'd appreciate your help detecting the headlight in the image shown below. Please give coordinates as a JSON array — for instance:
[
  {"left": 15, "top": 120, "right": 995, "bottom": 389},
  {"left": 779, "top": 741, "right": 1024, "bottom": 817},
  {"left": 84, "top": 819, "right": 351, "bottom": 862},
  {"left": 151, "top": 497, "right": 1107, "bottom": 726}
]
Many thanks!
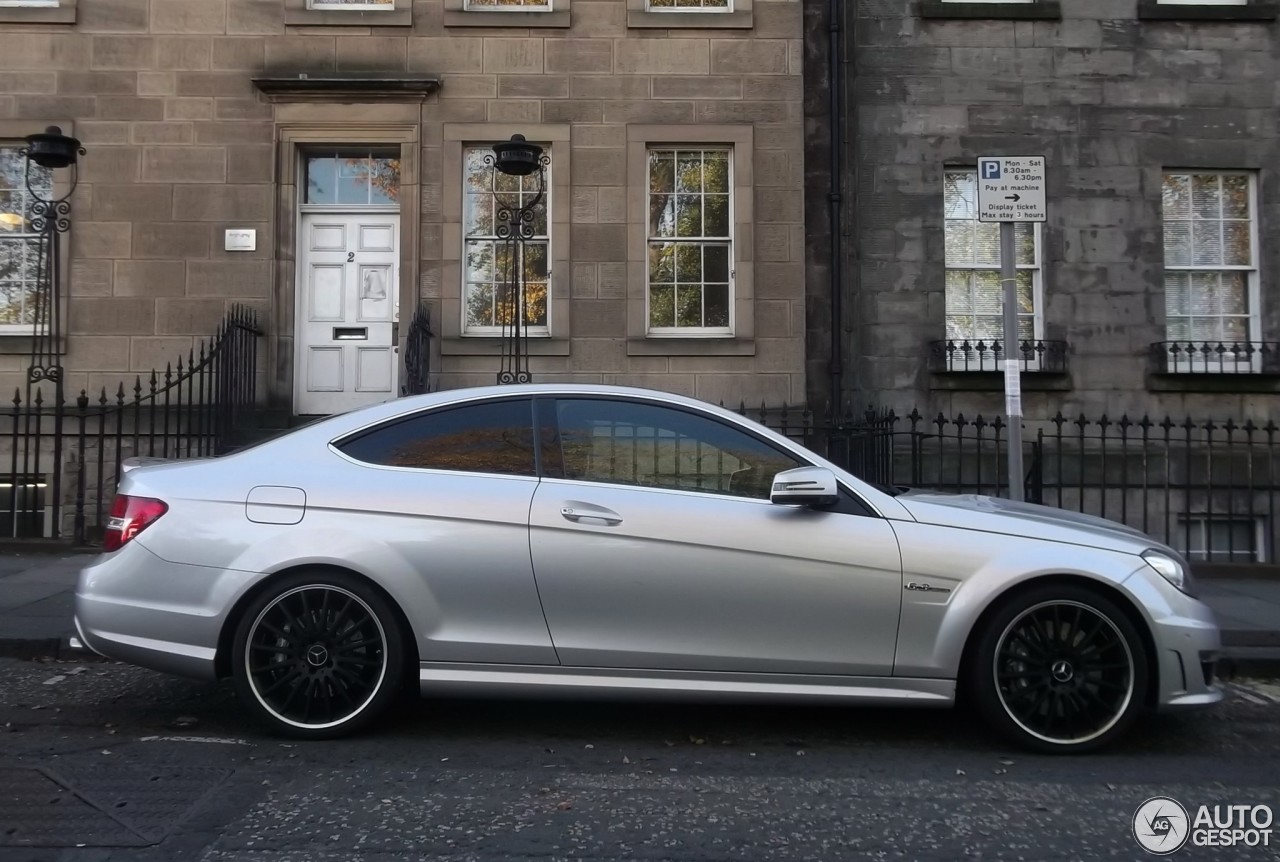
[{"left": 1143, "top": 550, "right": 1189, "bottom": 594}]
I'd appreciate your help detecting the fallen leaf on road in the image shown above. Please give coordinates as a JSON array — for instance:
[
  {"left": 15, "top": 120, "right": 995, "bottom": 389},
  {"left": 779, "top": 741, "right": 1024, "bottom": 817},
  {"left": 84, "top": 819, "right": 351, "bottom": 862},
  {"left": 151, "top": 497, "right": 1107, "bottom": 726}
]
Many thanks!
[
  {"left": 993, "top": 768, "right": 1007, "bottom": 775},
  {"left": 622, "top": 756, "right": 631, "bottom": 764},
  {"left": 172, "top": 716, "right": 199, "bottom": 729},
  {"left": 998, "top": 758, "right": 1015, "bottom": 766},
  {"left": 557, "top": 801, "right": 573, "bottom": 811},
  {"left": 689, "top": 736, "right": 705, "bottom": 745},
  {"left": 956, "top": 769, "right": 966, "bottom": 776},
  {"left": 42, "top": 676, "right": 65, "bottom": 686}
]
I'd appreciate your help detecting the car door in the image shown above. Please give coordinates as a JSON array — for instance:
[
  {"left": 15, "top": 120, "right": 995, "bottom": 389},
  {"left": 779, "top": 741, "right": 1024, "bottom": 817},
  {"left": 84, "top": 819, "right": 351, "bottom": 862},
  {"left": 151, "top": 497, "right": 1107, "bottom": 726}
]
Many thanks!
[
  {"left": 331, "top": 395, "right": 558, "bottom": 665},
  {"left": 527, "top": 396, "right": 904, "bottom": 677}
]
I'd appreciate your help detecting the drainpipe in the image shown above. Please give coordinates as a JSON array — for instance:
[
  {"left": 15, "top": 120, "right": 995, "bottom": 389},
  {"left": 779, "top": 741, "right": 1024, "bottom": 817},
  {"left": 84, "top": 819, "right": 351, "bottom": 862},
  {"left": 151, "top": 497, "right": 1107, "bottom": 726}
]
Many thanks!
[{"left": 827, "top": 0, "right": 844, "bottom": 421}]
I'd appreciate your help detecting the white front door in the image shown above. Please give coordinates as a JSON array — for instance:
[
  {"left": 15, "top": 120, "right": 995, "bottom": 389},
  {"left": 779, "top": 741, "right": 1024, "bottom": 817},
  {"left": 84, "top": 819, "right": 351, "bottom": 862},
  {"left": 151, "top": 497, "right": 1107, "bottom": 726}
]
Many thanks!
[{"left": 297, "top": 212, "right": 399, "bottom": 415}]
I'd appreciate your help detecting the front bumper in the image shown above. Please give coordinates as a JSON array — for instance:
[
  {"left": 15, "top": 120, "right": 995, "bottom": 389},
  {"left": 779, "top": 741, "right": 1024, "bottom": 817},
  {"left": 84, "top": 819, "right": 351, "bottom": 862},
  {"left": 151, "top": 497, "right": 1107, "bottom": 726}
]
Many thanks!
[
  {"left": 75, "top": 540, "right": 260, "bottom": 681},
  {"left": 1123, "top": 566, "right": 1224, "bottom": 712}
]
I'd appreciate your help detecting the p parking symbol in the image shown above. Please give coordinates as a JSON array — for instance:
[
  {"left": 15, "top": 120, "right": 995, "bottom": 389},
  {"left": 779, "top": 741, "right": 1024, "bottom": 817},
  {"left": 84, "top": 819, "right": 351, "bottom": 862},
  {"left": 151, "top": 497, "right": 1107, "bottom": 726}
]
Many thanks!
[{"left": 981, "top": 161, "right": 1002, "bottom": 180}]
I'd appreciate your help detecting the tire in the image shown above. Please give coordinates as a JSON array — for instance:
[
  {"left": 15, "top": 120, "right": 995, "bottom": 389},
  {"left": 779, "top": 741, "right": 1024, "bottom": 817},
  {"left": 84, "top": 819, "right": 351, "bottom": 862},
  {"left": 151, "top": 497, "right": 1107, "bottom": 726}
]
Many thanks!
[
  {"left": 966, "top": 583, "right": 1149, "bottom": 754},
  {"left": 231, "top": 570, "right": 406, "bottom": 740}
]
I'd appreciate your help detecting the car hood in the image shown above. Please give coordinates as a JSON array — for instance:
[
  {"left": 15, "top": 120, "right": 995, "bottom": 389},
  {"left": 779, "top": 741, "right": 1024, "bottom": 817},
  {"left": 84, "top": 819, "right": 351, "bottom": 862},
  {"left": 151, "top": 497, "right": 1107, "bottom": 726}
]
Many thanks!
[{"left": 895, "top": 490, "right": 1159, "bottom": 555}]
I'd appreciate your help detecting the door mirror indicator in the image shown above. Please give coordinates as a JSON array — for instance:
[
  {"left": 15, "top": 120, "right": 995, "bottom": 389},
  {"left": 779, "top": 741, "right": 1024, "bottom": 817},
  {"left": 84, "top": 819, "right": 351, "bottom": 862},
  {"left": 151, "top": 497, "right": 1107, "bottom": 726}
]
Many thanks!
[{"left": 769, "top": 467, "right": 840, "bottom": 508}]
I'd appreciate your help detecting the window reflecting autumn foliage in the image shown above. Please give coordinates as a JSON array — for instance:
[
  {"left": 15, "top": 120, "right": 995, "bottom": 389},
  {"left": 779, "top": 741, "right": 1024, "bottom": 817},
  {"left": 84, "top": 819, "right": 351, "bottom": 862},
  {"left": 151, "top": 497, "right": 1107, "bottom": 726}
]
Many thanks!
[
  {"left": 554, "top": 399, "right": 799, "bottom": 499},
  {"left": 338, "top": 399, "right": 535, "bottom": 476}
]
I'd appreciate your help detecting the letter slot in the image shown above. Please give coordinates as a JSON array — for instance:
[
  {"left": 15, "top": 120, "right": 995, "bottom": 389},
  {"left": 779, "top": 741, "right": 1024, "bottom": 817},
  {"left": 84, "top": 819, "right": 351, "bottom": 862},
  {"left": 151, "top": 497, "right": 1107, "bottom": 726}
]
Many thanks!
[{"left": 334, "top": 327, "right": 368, "bottom": 340}]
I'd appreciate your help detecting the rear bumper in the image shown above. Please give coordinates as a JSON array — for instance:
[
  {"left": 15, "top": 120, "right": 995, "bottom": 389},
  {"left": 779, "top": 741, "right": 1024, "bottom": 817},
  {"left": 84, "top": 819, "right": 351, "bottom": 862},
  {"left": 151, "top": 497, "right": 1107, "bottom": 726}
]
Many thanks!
[{"left": 74, "top": 540, "right": 260, "bottom": 681}]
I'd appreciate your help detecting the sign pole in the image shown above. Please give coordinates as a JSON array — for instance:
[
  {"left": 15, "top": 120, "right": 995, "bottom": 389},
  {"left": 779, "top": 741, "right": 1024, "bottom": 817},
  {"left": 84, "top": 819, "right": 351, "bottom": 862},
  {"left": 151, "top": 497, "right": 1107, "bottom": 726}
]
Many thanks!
[
  {"left": 1000, "top": 221, "right": 1024, "bottom": 502},
  {"left": 977, "top": 155, "right": 1044, "bottom": 502}
]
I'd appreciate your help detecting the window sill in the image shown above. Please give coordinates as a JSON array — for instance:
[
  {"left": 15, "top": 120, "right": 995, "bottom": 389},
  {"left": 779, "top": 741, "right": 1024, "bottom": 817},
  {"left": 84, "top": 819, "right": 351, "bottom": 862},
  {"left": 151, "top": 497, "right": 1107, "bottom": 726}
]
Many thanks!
[
  {"left": 920, "top": 1, "right": 1061, "bottom": 20},
  {"left": 0, "top": 335, "right": 56, "bottom": 356},
  {"left": 930, "top": 371, "right": 1072, "bottom": 393},
  {"left": 1137, "top": 0, "right": 1278, "bottom": 21},
  {"left": 445, "top": 8, "right": 571, "bottom": 27},
  {"left": 627, "top": 337, "right": 754, "bottom": 357},
  {"left": 627, "top": 8, "right": 753, "bottom": 28},
  {"left": 0, "top": 4, "right": 76, "bottom": 24},
  {"left": 441, "top": 337, "right": 571, "bottom": 357}
]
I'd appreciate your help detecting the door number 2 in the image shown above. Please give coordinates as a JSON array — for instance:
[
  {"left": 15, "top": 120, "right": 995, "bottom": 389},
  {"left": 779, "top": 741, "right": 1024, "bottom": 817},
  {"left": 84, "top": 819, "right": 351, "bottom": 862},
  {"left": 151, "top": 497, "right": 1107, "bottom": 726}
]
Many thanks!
[{"left": 346, "top": 252, "right": 355, "bottom": 262}]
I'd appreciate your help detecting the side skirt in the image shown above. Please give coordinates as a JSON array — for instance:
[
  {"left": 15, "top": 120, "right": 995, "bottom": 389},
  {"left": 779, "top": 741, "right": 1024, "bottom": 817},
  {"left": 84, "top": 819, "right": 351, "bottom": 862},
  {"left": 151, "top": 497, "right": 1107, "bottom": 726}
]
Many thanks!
[{"left": 418, "top": 663, "right": 955, "bottom": 707}]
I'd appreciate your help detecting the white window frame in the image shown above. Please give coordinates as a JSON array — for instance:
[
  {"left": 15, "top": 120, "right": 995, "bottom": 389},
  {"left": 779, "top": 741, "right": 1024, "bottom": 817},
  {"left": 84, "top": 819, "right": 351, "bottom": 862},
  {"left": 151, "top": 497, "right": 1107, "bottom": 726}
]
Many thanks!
[
  {"left": 1157, "top": 1, "right": 1247, "bottom": 5},
  {"left": 0, "top": 145, "right": 52, "bottom": 335},
  {"left": 645, "top": 146, "right": 735, "bottom": 337},
  {"left": 463, "top": 0, "right": 552, "bottom": 9},
  {"left": 943, "top": 168, "right": 1044, "bottom": 371},
  {"left": 1177, "top": 515, "right": 1266, "bottom": 563},
  {"left": 1161, "top": 170, "right": 1260, "bottom": 373},
  {"left": 306, "top": 0, "right": 395, "bottom": 9},
  {"left": 0, "top": 1, "right": 59, "bottom": 6},
  {"left": 646, "top": 0, "right": 730, "bottom": 10},
  {"left": 461, "top": 144, "right": 553, "bottom": 338}
]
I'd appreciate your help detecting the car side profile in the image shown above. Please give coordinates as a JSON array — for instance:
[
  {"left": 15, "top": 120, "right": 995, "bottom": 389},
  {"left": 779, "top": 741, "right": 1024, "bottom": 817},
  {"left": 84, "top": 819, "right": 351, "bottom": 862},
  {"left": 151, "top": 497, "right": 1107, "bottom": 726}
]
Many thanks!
[{"left": 75, "top": 384, "right": 1222, "bottom": 752}]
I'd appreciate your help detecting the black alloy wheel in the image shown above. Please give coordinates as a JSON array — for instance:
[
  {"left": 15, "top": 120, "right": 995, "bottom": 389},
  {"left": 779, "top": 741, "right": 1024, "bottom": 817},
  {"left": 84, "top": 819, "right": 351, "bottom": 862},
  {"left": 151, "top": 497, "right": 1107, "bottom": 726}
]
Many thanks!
[
  {"left": 231, "top": 571, "right": 406, "bottom": 739},
  {"left": 968, "top": 584, "right": 1149, "bottom": 754}
]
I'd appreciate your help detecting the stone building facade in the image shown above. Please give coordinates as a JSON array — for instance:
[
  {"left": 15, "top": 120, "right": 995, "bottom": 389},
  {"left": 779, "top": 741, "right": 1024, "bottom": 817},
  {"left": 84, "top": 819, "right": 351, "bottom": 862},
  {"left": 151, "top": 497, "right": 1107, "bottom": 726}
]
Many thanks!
[
  {"left": 808, "top": 0, "right": 1280, "bottom": 422},
  {"left": 0, "top": 0, "right": 805, "bottom": 416}
]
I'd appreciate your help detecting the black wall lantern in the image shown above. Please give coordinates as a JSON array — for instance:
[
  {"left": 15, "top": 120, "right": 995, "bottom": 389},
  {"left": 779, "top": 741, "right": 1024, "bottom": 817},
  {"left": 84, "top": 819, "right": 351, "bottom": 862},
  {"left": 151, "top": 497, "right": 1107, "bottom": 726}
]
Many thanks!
[
  {"left": 487, "top": 134, "right": 549, "bottom": 385},
  {"left": 20, "top": 125, "right": 86, "bottom": 385}
]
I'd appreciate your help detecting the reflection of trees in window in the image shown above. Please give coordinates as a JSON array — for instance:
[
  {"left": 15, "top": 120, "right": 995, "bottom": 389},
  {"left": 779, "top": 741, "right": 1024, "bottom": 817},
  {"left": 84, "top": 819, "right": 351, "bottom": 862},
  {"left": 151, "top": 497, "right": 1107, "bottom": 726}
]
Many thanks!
[
  {"left": 465, "top": 0, "right": 551, "bottom": 7},
  {"left": 384, "top": 427, "right": 534, "bottom": 475},
  {"left": 463, "top": 147, "right": 549, "bottom": 331},
  {"left": 1162, "top": 172, "right": 1255, "bottom": 344},
  {"left": 336, "top": 400, "right": 536, "bottom": 477},
  {"left": 305, "top": 153, "right": 400, "bottom": 206},
  {"left": 0, "top": 147, "right": 52, "bottom": 327},
  {"left": 647, "top": 148, "right": 732, "bottom": 331},
  {"left": 943, "top": 169, "right": 1037, "bottom": 344},
  {"left": 557, "top": 402, "right": 799, "bottom": 499}
]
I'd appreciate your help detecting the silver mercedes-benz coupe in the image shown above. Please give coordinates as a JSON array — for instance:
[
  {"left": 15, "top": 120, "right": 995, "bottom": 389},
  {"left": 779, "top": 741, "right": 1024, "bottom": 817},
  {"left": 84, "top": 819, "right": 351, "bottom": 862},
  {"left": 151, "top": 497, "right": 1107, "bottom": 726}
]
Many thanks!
[{"left": 75, "top": 384, "right": 1222, "bottom": 752}]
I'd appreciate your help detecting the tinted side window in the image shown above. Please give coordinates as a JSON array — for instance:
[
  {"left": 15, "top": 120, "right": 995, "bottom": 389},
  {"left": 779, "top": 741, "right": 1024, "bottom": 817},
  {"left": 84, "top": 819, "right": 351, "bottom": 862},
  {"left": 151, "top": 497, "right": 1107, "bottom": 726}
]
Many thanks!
[
  {"left": 554, "top": 398, "right": 801, "bottom": 499},
  {"left": 337, "top": 399, "right": 536, "bottom": 476}
]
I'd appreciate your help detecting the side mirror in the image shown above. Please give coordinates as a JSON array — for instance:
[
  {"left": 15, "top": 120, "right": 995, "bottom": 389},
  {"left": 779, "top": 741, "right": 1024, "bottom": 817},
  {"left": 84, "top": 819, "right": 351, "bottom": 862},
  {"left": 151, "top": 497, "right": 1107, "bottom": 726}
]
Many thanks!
[{"left": 769, "top": 467, "right": 839, "bottom": 508}]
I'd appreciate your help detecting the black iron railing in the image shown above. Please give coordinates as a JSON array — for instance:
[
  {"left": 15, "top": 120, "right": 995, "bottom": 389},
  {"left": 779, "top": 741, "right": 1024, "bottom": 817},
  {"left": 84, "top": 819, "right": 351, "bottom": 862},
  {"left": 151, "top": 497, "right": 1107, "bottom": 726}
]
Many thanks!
[
  {"left": 2, "top": 306, "right": 261, "bottom": 543},
  {"left": 401, "top": 303, "right": 433, "bottom": 396},
  {"left": 928, "top": 339, "right": 1069, "bottom": 373},
  {"left": 733, "top": 403, "right": 1280, "bottom": 568},
  {"left": 1150, "top": 340, "right": 1280, "bottom": 375}
]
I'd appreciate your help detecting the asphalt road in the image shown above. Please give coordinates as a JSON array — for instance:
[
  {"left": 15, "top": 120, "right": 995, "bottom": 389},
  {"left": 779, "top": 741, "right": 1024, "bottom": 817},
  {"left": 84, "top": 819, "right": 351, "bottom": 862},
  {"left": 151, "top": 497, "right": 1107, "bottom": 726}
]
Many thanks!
[{"left": 1, "top": 659, "right": 1278, "bottom": 862}]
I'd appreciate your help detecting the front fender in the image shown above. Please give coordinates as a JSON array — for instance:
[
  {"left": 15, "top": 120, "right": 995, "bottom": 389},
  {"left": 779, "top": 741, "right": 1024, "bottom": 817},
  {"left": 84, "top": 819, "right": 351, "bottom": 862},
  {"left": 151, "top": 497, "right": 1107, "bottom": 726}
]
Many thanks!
[{"left": 889, "top": 520, "right": 1147, "bottom": 678}]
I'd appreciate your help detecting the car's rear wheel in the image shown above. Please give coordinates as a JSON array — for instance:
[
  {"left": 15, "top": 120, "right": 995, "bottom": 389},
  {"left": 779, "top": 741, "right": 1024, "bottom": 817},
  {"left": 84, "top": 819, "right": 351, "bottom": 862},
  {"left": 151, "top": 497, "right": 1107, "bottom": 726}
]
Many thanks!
[
  {"left": 231, "top": 571, "right": 405, "bottom": 739},
  {"left": 968, "top": 584, "right": 1149, "bottom": 754}
]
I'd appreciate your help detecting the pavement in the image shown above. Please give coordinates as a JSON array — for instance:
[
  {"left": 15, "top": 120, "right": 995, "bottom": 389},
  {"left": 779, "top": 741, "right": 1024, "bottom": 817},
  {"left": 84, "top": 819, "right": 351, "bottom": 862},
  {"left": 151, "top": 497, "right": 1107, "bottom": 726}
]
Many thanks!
[{"left": 0, "top": 547, "right": 1277, "bottom": 675}]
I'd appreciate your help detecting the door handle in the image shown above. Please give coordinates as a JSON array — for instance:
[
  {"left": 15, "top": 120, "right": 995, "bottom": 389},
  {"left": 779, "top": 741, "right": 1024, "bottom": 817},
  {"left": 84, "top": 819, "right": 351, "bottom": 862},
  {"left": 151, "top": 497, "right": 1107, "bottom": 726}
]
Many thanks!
[{"left": 560, "top": 505, "right": 622, "bottom": 526}]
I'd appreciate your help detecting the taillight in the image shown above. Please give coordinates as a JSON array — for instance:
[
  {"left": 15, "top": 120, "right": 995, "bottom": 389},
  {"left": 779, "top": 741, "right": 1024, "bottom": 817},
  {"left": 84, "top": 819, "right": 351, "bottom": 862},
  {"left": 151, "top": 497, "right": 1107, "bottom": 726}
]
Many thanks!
[{"left": 103, "top": 494, "right": 168, "bottom": 552}]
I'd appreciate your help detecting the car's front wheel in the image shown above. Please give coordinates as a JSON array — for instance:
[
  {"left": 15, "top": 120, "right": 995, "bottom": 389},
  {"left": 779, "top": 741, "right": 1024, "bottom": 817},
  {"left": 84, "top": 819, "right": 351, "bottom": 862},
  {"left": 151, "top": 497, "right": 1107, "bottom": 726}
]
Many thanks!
[
  {"left": 231, "top": 570, "right": 406, "bottom": 739},
  {"left": 968, "top": 584, "right": 1149, "bottom": 754}
]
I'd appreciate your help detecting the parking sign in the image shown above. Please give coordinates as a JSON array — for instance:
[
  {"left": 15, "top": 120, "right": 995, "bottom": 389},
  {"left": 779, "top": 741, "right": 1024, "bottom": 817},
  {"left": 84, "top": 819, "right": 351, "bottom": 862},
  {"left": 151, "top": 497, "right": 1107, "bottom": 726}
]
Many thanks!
[{"left": 976, "top": 156, "right": 1046, "bottom": 223}]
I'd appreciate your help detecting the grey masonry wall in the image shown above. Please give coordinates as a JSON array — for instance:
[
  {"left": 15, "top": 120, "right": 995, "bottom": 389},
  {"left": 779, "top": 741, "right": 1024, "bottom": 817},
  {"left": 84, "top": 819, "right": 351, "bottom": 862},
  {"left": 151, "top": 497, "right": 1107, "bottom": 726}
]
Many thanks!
[{"left": 836, "top": 0, "right": 1280, "bottom": 423}]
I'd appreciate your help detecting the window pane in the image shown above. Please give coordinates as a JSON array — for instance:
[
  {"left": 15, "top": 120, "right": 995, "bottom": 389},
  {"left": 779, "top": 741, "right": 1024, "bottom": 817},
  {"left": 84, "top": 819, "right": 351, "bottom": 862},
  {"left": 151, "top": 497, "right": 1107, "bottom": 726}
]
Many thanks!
[
  {"left": 704, "top": 283, "right": 730, "bottom": 328},
  {"left": 650, "top": 285, "right": 675, "bottom": 328},
  {"left": 676, "top": 285, "right": 702, "bottom": 327},
  {"left": 675, "top": 194, "right": 701, "bottom": 238},
  {"left": 676, "top": 154, "right": 702, "bottom": 193},
  {"left": 704, "top": 194, "right": 729, "bottom": 238},
  {"left": 305, "top": 156, "right": 337, "bottom": 204},
  {"left": 974, "top": 222, "right": 1000, "bottom": 267},
  {"left": 1223, "top": 221, "right": 1251, "bottom": 266},
  {"left": 466, "top": 281, "right": 496, "bottom": 328},
  {"left": 944, "top": 220, "right": 973, "bottom": 266},
  {"left": 1191, "top": 174, "right": 1221, "bottom": 220},
  {"left": 1191, "top": 220, "right": 1222, "bottom": 266},
  {"left": 1222, "top": 175, "right": 1250, "bottom": 219},
  {"left": 649, "top": 242, "right": 674, "bottom": 284},
  {"left": 1190, "top": 272, "right": 1218, "bottom": 315},
  {"left": 1219, "top": 271, "right": 1248, "bottom": 315},
  {"left": 465, "top": 193, "right": 493, "bottom": 237},
  {"left": 944, "top": 171, "right": 977, "bottom": 219},
  {"left": 1162, "top": 174, "right": 1190, "bottom": 220},
  {"left": 1164, "top": 222, "right": 1191, "bottom": 266},
  {"left": 337, "top": 399, "right": 536, "bottom": 476},
  {"left": 945, "top": 270, "right": 973, "bottom": 318},
  {"left": 704, "top": 244, "right": 729, "bottom": 283},
  {"left": 675, "top": 243, "right": 700, "bottom": 282},
  {"left": 1015, "top": 223, "right": 1035, "bottom": 265},
  {"left": 649, "top": 151, "right": 675, "bottom": 194},
  {"left": 1165, "top": 272, "right": 1191, "bottom": 317},
  {"left": 703, "top": 152, "right": 730, "bottom": 193},
  {"left": 554, "top": 398, "right": 801, "bottom": 499}
]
